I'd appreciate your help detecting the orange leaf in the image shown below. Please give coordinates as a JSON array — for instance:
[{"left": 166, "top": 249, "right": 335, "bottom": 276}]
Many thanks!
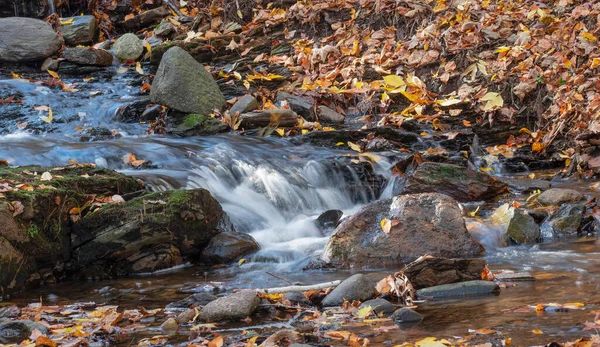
[
  {"left": 208, "top": 336, "right": 223, "bottom": 347},
  {"left": 36, "top": 335, "right": 57, "bottom": 347}
]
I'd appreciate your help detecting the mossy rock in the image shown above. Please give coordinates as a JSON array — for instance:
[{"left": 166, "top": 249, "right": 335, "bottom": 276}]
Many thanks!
[{"left": 168, "top": 114, "right": 229, "bottom": 137}]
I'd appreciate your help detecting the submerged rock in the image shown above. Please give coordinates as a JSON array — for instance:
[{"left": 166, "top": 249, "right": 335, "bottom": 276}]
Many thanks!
[
  {"left": 71, "top": 189, "right": 234, "bottom": 275},
  {"left": 113, "top": 33, "right": 144, "bottom": 61},
  {"left": 323, "top": 193, "right": 484, "bottom": 268},
  {"left": 202, "top": 231, "right": 260, "bottom": 264},
  {"left": 168, "top": 113, "right": 229, "bottom": 137},
  {"left": 61, "top": 15, "right": 98, "bottom": 46},
  {"left": 540, "top": 203, "right": 585, "bottom": 237},
  {"left": 0, "top": 18, "right": 64, "bottom": 62},
  {"left": 199, "top": 290, "right": 260, "bottom": 322},
  {"left": 321, "top": 274, "right": 376, "bottom": 307},
  {"left": 402, "top": 162, "right": 508, "bottom": 202},
  {"left": 416, "top": 280, "right": 499, "bottom": 299},
  {"left": 537, "top": 188, "right": 585, "bottom": 206},
  {"left": 403, "top": 257, "right": 487, "bottom": 289},
  {"left": 489, "top": 203, "right": 540, "bottom": 244},
  {"left": 391, "top": 308, "right": 423, "bottom": 323},
  {"left": 151, "top": 47, "right": 225, "bottom": 115}
]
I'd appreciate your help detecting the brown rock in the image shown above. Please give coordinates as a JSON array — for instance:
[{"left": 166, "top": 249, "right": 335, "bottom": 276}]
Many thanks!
[{"left": 403, "top": 256, "right": 487, "bottom": 289}]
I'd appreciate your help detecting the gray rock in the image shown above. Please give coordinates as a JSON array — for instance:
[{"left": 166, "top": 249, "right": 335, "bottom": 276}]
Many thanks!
[
  {"left": 41, "top": 57, "right": 59, "bottom": 71},
  {"left": 166, "top": 292, "right": 217, "bottom": 310},
  {"left": 276, "top": 92, "right": 315, "bottom": 120},
  {"left": 151, "top": 47, "right": 225, "bottom": 115},
  {"left": 141, "top": 105, "right": 163, "bottom": 121},
  {"left": 391, "top": 308, "right": 423, "bottom": 323},
  {"left": 176, "top": 308, "right": 196, "bottom": 323},
  {"left": 323, "top": 193, "right": 484, "bottom": 268},
  {"left": 122, "top": 6, "right": 170, "bottom": 30},
  {"left": 114, "top": 98, "right": 152, "bottom": 123},
  {"left": 155, "top": 20, "right": 175, "bottom": 37},
  {"left": 317, "top": 105, "right": 345, "bottom": 123},
  {"left": 202, "top": 231, "right": 260, "bottom": 264},
  {"left": 0, "top": 320, "right": 48, "bottom": 344},
  {"left": 315, "top": 210, "right": 343, "bottom": 230},
  {"left": 62, "top": 47, "right": 114, "bottom": 66},
  {"left": 321, "top": 274, "right": 376, "bottom": 307},
  {"left": 0, "top": 306, "right": 20, "bottom": 319},
  {"left": 537, "top": 188, "right": 585, "bottom": 206},
  {"left": 239, "top": 109, "right": 298, "bottom": 129},
  {"left": 285, "top": 292, "right": 311, "bottom": 306},
  {"left": 230, "top": 95, "right": 258, "bottom": 115},
  {"left": 199, "top": 290, "right": 260, "bottom": 322},
  {"left": 359, "top": 299, "right": 395, "bottom": 315},
  {"left": 489, "top": 203, "right": 540, "bottom": 244},
  {"left": 540, "top": 203, "right": 585, "bottom": 237},
  {"left": 61, "top": 15, "right": 97, "bottom": 46},
  {"left": 113, "top": 33, "right": 144, "bottom": 61},
  {"left": 416, "top": 280, "right": 499, "bottom": 299},
  {"left": 160, "top": 317, "right": 178, "bottom": 333},
  {"left": 0, "top": 18, "right": 64, "bottom": 62}
]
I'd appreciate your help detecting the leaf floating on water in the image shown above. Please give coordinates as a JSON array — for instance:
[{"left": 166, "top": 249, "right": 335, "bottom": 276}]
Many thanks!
[
  {"left": 347, "top": 141, "right": 362, "bottom": 153},
  {"left": 532, "top": 328, "right": 544, "bottom": 334},
  {"left": 117, "top": 67, "right": 128, "bottom": 74},
  {"left": 414, "top": 337, "right": 453, "bottom": 347},
  {"left": 135, "top": 62, "right": 144, "bottom": 75},
  {"left": 238, "top": 258, "right": 246, "bottom": 266},
  {"left": 40, "top": 107, "right": 53, "bottom": 123}
]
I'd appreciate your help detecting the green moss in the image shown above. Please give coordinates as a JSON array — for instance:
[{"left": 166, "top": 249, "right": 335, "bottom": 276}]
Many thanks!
[
  {"left": 27, "top": 224, "right": 39, "bottom": 238},
  {"left": 183, "top": 114, "right": 208, "bottom": 128}
]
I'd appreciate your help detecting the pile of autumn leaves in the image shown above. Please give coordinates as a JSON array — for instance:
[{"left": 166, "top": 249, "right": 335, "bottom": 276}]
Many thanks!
[{"left": 191, "top": 0, "right": 600, "bottom": 159}]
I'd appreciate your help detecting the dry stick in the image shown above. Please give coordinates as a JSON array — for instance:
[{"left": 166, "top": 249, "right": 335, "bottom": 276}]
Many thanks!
[
  {"left": 265, "top": 271, "right": 293, "bottom": 285},
  {"left": 257, "top": 280, "right": 341, "bottom": 294}
]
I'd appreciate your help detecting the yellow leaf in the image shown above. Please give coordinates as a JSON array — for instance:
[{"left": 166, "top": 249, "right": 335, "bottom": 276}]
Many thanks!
[
  {"left": 238, "top": 258, "right": 246, "bottom": 266},
  {"left": 437, "top": 98, "right": 462, "bottom": 106},
  {"left": 415, "top": 337, "right": 453, "bottom": 347},
  {"left": 117, "top": 67, "right": 128, "bottom": 74},
  {"left": 532, "top": 142, "right": 545, "bottom": 152},
  {"left": 47, "top": 70, "right": 60, "bottom": 79},
  {"left": 336, "top": 142, "right": 344, "bottom": 146},
  {"left": 581, "top": 32, "right": 597, "bottom": 42},
  {"left": 237, "top": 9, "right": 243, "bottom": 18},
  {"left": 246, "top": 336, "right": 258, "bottom": 347},
  {"left": 357, "top": 305, "right": 372, "bottom": 319},
  {"left": 275, "top": 128, "right": 285, "bottom": 137},
  {"left": 383, "top": 75, "right": 405, "bottom": 88},
  {"left": 145, "top": 41, "right": 152, "bottom": 53},
  {"left": 301, "top": 129, "right": 308, "bottom": 135},
  {"left": 359, "top": 153, "right": 382, "bottom": 162},
  {"left": 480, "top": 92, "right": 503, "bottom": 112},
  {"left": 135, "top": 62, "right": 144, "bottom": 75},
  {"left": 11, "top": 71, "right": 21, "bottom": 78},
  {"left": 347, "top": 141, "right": 362, "bottom": 152},
  {"left": 380, "top": 218, "right": 392, "bottom": 234},
  {"left": 592, "top": 58, "right": 600, "bottom": 69},
  {"left": 467, "top": 206, "right": 480, "bottom": 217},
  {"left": 40, "top": 107, "right": 53, "bottom": 123},
  {"left": 495, "top": 46, "right": 511, "bottom": 53},
  {"left": 60, "top": 18, "right": 74, "bottom": 25},
  {"left": 532, "top": 328, "right": 543, "bottom": 335}
]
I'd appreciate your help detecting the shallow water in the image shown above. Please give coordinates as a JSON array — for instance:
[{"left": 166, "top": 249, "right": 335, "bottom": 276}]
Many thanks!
[{"left": 1, "top": 69, "right": 599, "bottom": 346}]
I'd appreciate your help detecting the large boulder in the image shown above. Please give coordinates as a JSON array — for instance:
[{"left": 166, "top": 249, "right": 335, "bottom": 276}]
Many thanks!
[
  {"left": 202, "top": 231, "right": 259, "bottom": 264},
  {"left": 323, "top": 193, "right": 484, "bottom": 268},
  {"left": 537, "top": 188, "right": 585, "bottom": 206},
  {"left": 403, "top": 257, "right": 487, "bottom": 289},
  {"left": 151, "top": 47, "right": 225, "bottom": 115},
  {"left": 402, "top": 162, "right": 508, "bottom": 202},
  {"left": 199, "top": 290, "right": 260, "bottom": 322},
  {"left": 489, "top": 203, "right": 540, "bottom": 244},
  {"left": 113, "top": 33, "right": 144, "bottom": 61},
  {"left": 61, "top": 47, "right": 114, "bottom": 66},
  {"left": 0, "top": 18, "right": 64, "bottom": 62},
  {"left": 71, "top": 189, "right": 234, "bottom": 275},
  {"left": 321, "top": 274, "right": 376, "bottom": 307},
  {"left": 61, "top": 15, "right": 98, "bottom": 46}
]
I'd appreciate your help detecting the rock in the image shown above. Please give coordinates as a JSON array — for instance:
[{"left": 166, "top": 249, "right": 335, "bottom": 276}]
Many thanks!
[
  {"left": 537, "top": 188, "right": 585, "bottom": 206},
  {"left": 160, "top": 318, "right": 178, "bottom": 333},
  {"left": 71, "top": 189, "right": 234, "bottom": 276},
  {"left": 168, "top": 114, "right": 229, "bottom": 137},
  {"left": 114, "top": 98, "right": 152, "bottom": 123},
  {"left": 202, "top": 231, "right": 259, "bottom": 264},
  {"left": 317, "top": 105, "right": 345, "bottom": 124},
  {"left": 61, "top": 47, "right": 114, "bottom": 66},
  {"left": 113, "top": 33, "right": 144, "bottom": 61},
  {"left": 403, "top": 257, "right": 487, "bottom": 289},
  {"left": 239, "top": 109, "right": 299, "bottom": 129},
  {"left": 402, "top": 162, "right": 508, "bottom": 202},
  {"left": 391, "top": 308, "right": 423, "bottom": 323},
  {"left": 0, "top": 18, "right": 64, "bottom": 62},
  {"left": 540, "top": 203, "right": 585, "bottom": 237},
  {"left": 230, "top": 95, "right": 258, "bottom": 115},
  {"left": 61, "top": 15, "right": 98, "bottom": 46},
  {"left": 141, "top": 105, "right": 163, "bottom": 121},
  {"left": 285, "top": 292, "right": 311, "bottom": 306},
  {"left": 166, "top": 293, "right": 217, "bottom": 310},
  {"left": 0, "top": 320, "right": 48, "bottom": 344},
  {"left": 41, "top": 57, "right": 59, "bottom": 71},
  {"left": 323, "top": 193, "right": 484, "bottom": 268},
  {"left": 199, "top": 290, "right": 260, "bottom": 321},
  {"left": 359, "top": 299, "right": 395, "bottom": 315},
  {"left": 295, "top": 128, "right": 419, "bottom": 150},
  {"left": 489, "top": 203, "right": 540, "bottom": 244},
  {"left": 176, "top": 309, "right": 196, "bottom": 323},
  {"left": 150, "top": 47, "right": 225, "bottom": 115},
  {"left": 416, "top": 280, "right": 500, "bottom": 299},
  {"left": 315, "top": 210, "right": 343, "bottom": 230},
  {"left": 155, "top": 20, "right": 175, "bottom": 37},
  {"left": 122, "top": 7, "right": 170, "bottom": 30},
  {"left": 321, "top": 274, "right": 376, "bottom": 307},
  {"left": 494, "top": 271, "right": 535, "bottom": 281},
  {"left": 276, "top": 92, "right": 315, "bottom": 120},
  {"left": 0, "top": 305, "right": 20, "bottom": 318}
]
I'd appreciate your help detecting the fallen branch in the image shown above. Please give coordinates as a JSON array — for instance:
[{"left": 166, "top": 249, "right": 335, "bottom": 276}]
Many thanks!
[{"left": 257, "top": 280, "right": 341, "bottom": 294}]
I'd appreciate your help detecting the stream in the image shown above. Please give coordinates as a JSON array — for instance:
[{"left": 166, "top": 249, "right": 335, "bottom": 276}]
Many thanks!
[{"left": 2, "top": 68, "right": 600, "bottom": 346}]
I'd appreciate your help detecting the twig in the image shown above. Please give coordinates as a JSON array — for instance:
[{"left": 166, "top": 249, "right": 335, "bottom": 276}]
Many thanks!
[
  {"left": 257, "top": 280, "right": 341, "bottom": 294},
  {"left": 265, "top": 271, "right": 293, "bottom": 285},
  {"left": 164, "top": 0, "right": 184, "bottom": 17}
]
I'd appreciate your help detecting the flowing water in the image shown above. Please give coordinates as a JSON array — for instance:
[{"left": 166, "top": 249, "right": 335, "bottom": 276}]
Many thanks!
[{"left": 2, "top": 69, "right": 600, "bottom": 346}]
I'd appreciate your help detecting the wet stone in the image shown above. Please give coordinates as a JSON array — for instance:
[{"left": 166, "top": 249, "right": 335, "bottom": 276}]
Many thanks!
[
  {"left": 416, "top": 280, "right": 500, "bottom": 299},
  {"left": 276, "top": 92, "right": 315, "bottom": 120},
  {"left": 159, "top": 317, "right": 178, "bottom": 333},
  {"left": 166, "top": 292, "right": 217, "bottom": 310},
  {"left": 0, "top": 320, "right": 48, "bottom": 344},
  {"left": 113, "top": 33, "right": 144, "bottom": 62},
  {"left": 358, "top": 299, "right": 395, "bottom": 315},
  {"left": 285, "top": 292, "right": 311, "bottom": 306},
  {"left": 199, "top": 290, "right": 260, "bottom": 322},
  {"left": 391, "top": 308, "right": 423, "bottom": 323},
  {"left": 176, "top": 309, "right": 196, "bottom": 323},
  {"left": 61, "top": 47, "right": 114, "bottom": 67},
  {"left": 540, "top": 203, "right": 585, "bottom": 237},
  {"left": 321, "top": 274, "right": 376, "bottom": 307},
  {"left": 315, "top": 209, "right": 343, "bottom": 230},
  {"left": 61, "top": 15, "right": 98, "bottom": 46},
  {"left": 230, "top": 95, "right": 258, "bottom": 115},
  {"left": 317, "top": 105, "right": 345, "bottom": 124},
  {"left": 537, "top": 188, "right": 585, "bottom": 206}
]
